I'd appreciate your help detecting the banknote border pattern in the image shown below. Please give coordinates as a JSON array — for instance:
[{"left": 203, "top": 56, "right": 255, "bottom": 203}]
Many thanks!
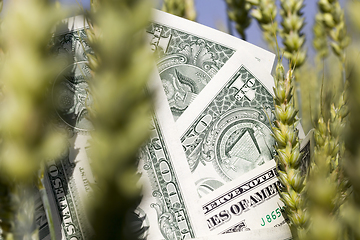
[{"left": 142, "top": 115, "right": 196, "bottom": 240}]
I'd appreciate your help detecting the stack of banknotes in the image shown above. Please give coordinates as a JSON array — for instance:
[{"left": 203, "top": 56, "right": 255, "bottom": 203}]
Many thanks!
[{"left": 34, "top": 10, "right": 312, "bottom": 240}]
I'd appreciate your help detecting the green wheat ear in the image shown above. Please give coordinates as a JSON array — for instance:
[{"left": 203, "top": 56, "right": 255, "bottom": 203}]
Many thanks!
[
  {"left": 315, "top": 0, "right": 349, "bottom": 86},
  {"left": 272, "top": 62, "right": 307, "bottom": 239},
  {"left": 304, "top": 1, "right": 351, "bottom": 238},
  {"left": 343, "top": 56, "right": 360, "bottom": 239},
  {"left": 313, "top": 19, "right": 329, "bottom": 60},
  {"left": 225, "top": 0, "right": 252, "bottom": 40},
  {"left": 316, "top": 0, "right": 350, "bottom": 63},
  {"left": 0, "top": 0, "right": 66, "bottom": 239},
  {"left": 250, "top": 0, "right": 278, "bottom": 50},
  {"left": 306, "top": 94, "right": 350, "bottom": 239},
  {"left": 85, "top": 0, "right": 154, "bottom": 239},
  {"left": 279, "top": 0, "right": 306, "bottom": 68},
  {"left": 162, "top": 0, "right": 196, "bottom": 21},
  {"left": 340, "top": 2, "right": 360, "bottom": 238}
]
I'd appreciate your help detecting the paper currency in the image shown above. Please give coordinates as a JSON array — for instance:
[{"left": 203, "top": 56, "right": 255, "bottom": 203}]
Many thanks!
[
  {"left": 190, "top": 225, "right": 292, "bottom": 240},
  {"left": 196, "top": 133, "right": 311, "bottom": 236},
  {"left": 41, "top": 12, "right": 286, "bottom": 240},
  {"left": 46, "top": 17, "right": 96, "bottom": 239},
  {"left": 51, "top": 15, "right": 91, "bottom": 64},
  {"left": 176, "top": 45, "right": 307, "bottom": 196},
  {"left": 45, "top": 14, "right": 212, "bottom": 240},
  {"left": 200, "top": 160, "right": 286, "bottom": 234},
  {"left": 45, "top": 133, "right": 95, "bottom": 240},
  {"left": 299, "top": 129, "right": 313, "bottom": 174},
  {"left": 34, "top": 189, "right": 51, "bottom": 240},
  {"left": 177, "top": 49, "right": 277, "bottom": 197},
  {"left": 149, "top": 10, "right": 275, "bottom": 119},
  {"left": 136, "top": 73, "right": 209, "bottom": 240},
  {"left": 189, "top": 132, "right": 311, "bottom": 237},
  {"left": 46, "top": 22, "right": 97, "bottom": 239},
  {"left": 51, "top": 13, "right": 275, "bottom": 122},
  {"left": 44, "top": 65, "right": 209, "bottom": 240}
]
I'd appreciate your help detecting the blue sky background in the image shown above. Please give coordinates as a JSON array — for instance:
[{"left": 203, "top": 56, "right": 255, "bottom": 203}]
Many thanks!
[
  {"left": 2, "top": 0, "right": 346, "bottom": 58},
  {"left": 59, "top": 0, "right": 346, "bottom": 58}
]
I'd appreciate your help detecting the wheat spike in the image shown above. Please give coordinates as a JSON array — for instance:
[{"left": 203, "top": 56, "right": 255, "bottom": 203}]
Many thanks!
[
  {"left": 162, "top": 0, "right": 196, "bottom": 21},
  {"left": 225, "top": 0, "right": 252, "bottom": 40},
  {"left": 0, "top": 0, "right": 66, "bottom": 238},
  {"left": 279, "top": 0, "right": 306, "bottom": 68},
  {"left": 85, "top": 0, "right": 154, "bottom": 239},
  {"left": 272, "top": 61, "right": 307, "bottom": 239}
]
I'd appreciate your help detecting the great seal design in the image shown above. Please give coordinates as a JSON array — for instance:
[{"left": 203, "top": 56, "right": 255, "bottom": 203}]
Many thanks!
[
  {"left": 158, "top": 39, "right": 219, "bottom": 119},
  {"left": 212, "top": 108, "right": 275, "bottom": 181},
  {"left": 180, "top": 66, "right": 276, "bottom": 193},
  {"left": 52, "top": 61, "right": 93, "bottom": 132}
]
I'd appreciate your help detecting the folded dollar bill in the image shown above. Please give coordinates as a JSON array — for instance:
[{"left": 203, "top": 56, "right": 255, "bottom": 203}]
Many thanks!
[
  {"left": 149, "top": 10, "right": 275, "bottom": 120},
  {"left": 40, "top": 9, "right": 298, "bottom": 240},
  {"left": 177, "top": 48, "right": 306, "bottom": 199},
  {"left": 177, "top": 48, "right": 277, "bottom": 197},
  {"left": 201, "top": 160, "right": 286, "bottom": 234},
  {"left": 195, "top": 134, "right": 311, "bottom": 236},
  {"left": 136, "top": 71, "right": 210, "bottom": 240}
]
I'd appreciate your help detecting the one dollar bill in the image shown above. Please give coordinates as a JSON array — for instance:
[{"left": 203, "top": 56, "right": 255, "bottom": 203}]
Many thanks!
[
  {"left": 136, "top": 72, "right": 210, "bottom": 240},
  {"left": 200, "top": 160, "right": 287, "bottom": 234},
  {"left": 148, "top": 10, "right": 275, "bottom": 120},
  {"left": 177, "top": 49, "right": 277, "bottom": 197},
  {"left": 43, "top": 11, "right": 278, "bottom": 240},
  {"left": 197, "top": 133, "right": 311, "bottom": 235},
  {"left": 45, "top": 14, "right": 211, "bottom": 240}
]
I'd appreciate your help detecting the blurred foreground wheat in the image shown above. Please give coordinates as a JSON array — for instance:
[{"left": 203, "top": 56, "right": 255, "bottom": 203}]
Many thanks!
[
  {"left": 0, "top": 0, "right": 66, "bottom": 239},
  {"left": 162, "top": 0, "right": 196, "bottom": 21},
  {"left": 85, "top": 0, "right": 154, "bottom": 239}
]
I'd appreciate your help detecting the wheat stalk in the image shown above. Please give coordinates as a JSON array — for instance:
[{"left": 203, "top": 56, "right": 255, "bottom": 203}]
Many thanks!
[
  {"left": 317, "top": 0, "right": 350, "bottom": 63},
  {"left": 225, "top": 0, "right": 252, "bottom": 40},
  {"left": 272, "top": 61, "right": 307, "bottom": 239},
  {"left": 339, "top": 2, "right": 360, "bottom": 238},
  {"left": 279, "top": 0, "right": 306, "bottom": 68},
  {"left": 307, "top": 94, "right": 349, "bottom": 239},
  {"left": 85, "top": 1, "right": 154, "bottom": 239},
  {"left": 342, "top": 62, "right": 360, "bottom": 240},
  {"left": 316, "top": 0, "right": 350, "bottom": 87},
  {"left": 292, "top": 1, "right": 352, "bottom": 239},
  {"left": 0, "top": 0, "right": 66, "bottom": 239},
  {"left": 162, "top": 0, "right": 196, "bottom": 21},
  {"left": 306, "top": 1, "right": 351, "bottom": 238},
  {"left": 250, "top": 0, "right": 278, "bottom": 50},
  {"left": 311, "top": 0, "right": 350, "bottom": 180},
  {"left": 313, "top": 19, "right": 329, "bottom": 60}
]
